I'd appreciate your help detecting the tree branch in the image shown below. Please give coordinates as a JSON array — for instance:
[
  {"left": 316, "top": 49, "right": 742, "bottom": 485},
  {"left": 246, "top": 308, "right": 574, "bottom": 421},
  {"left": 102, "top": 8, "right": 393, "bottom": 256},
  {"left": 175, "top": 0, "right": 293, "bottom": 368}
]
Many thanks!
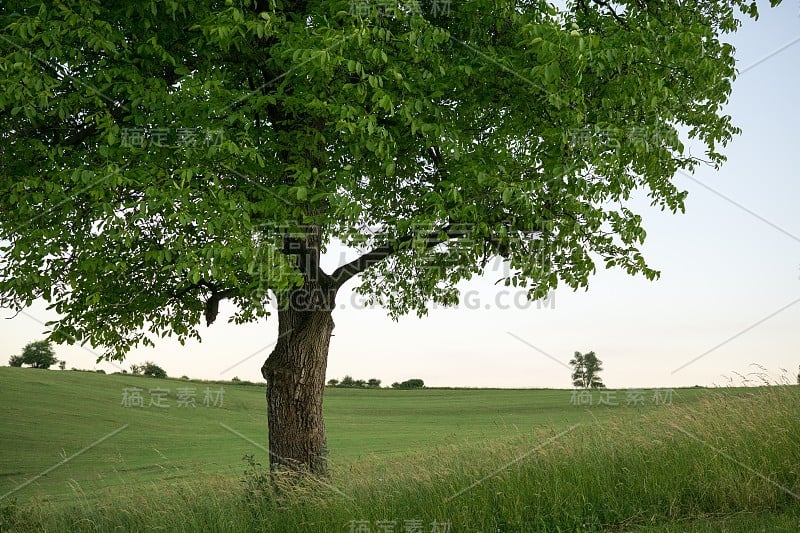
[
  {"left": 577, "top": 0, "right": 629, "bottom": 27},
  {"left": 169, "top": 279, "right": 238, "bottom": 326},
  {"left": 204, "top": 287, "right": 238, "bottom": 326},
  {"left": 330, "top": 224, "right": 468, "bottom": 289}
]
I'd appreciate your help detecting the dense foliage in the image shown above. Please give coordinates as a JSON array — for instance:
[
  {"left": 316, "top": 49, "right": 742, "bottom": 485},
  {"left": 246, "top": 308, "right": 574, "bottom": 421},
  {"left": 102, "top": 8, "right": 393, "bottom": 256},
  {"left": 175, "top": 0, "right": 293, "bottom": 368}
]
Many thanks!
[
  {"left": 8, "top": 340, "right": 58, "bottom": 369},
  {"left": 0, "top": 0, "right": 774, "bottom": 357}
]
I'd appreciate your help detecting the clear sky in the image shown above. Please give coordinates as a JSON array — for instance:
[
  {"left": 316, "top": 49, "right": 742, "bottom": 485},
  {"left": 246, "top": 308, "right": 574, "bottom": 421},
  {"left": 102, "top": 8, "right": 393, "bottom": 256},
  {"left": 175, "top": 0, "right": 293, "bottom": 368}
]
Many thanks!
[{"left": 2, "top": 2, "right": 798, "bottom": 388}]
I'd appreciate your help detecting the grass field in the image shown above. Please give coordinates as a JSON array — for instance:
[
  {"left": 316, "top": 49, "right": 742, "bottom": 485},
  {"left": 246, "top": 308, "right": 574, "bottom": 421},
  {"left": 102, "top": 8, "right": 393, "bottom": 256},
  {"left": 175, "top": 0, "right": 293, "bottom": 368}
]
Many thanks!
[{"left": 1, "top": 367, "right": 798, "bottom": 531}]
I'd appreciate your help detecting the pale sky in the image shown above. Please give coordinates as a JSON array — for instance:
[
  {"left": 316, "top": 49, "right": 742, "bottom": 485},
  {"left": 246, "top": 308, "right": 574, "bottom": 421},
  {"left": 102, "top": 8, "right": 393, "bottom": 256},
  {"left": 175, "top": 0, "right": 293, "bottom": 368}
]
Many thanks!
[{"left": 2, "top": 3, "right": 799, "bottom": 388}]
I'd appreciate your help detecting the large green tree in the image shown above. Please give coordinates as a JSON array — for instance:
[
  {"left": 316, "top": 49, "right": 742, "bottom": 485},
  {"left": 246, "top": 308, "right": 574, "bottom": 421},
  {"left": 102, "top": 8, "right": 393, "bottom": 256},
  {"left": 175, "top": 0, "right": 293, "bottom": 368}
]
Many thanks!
[{"left": 0, "top": 0, "right": 777, "bottom": 474}]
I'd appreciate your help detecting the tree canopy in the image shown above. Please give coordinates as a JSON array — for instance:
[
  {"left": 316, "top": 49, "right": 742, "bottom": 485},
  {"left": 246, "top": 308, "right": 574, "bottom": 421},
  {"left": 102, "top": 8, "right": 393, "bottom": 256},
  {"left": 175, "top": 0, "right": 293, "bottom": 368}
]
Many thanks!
[
  {"left": 9, "top": 340, "right": 59, "bottom": 369},
  {"left": 570, "top": 350, "right": 604, "bottom": 389},
  {"left": 0, "top": 0, "right": 772, "bottom": 357}
]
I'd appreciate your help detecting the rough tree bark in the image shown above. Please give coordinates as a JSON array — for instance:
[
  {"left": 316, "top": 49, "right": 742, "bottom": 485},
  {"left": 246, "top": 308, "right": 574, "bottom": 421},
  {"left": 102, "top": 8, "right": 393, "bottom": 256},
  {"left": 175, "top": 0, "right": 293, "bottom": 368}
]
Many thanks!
[
  {"left": 260, "top": 226, "right": 338, "bottom": 475},
  {"left": 261, "top": 288, "right": 335, "bottom": 475},
  {"left": 254, "top": 224, "right": 462, "bottom": 475}
]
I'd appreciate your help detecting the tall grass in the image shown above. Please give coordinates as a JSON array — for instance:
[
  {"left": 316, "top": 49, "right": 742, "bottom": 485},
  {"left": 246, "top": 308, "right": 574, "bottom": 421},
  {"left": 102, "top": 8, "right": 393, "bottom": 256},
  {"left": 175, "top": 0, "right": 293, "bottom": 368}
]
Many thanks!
[{"left": 4, "top": 385, "right": 799, "bottom": 532}]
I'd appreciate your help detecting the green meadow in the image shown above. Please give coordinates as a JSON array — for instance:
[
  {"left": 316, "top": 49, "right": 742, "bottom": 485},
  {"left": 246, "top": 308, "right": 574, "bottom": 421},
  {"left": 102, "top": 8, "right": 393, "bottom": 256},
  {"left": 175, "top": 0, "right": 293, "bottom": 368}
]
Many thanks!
[{"left": 1, "top": 367, "right": 798, "bottom": 531}]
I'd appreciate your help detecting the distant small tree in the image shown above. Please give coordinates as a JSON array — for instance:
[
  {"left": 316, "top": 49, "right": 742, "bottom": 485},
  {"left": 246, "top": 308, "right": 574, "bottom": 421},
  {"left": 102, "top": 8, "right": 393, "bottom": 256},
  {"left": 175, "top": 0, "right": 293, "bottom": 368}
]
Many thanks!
[
  {"left": 796, "top": 365, "right": 799, "bottom": 385},
  {"left": 8, "top": 355, "right": 23, "bottom": 367},
  {"left": 570, "top": 351, "right": 605, "bottom": 389},
  {"left": 392, "top": 379, "right": 425, "bottom": 389},
  {"left": 58, "top": 360, "right": 66, "bottom": 370},
  {"left": 327, "top": 379, "right": 339, "bottom": 387},
  {"left": 130, "top": 364, "right": 142, "bottom": 375},
  {"left": 141, "top": 362, "right": 167, "bottom": 378},
  {"left": 367, "top": 379, "right": 381, "bottom": 388},
  {"left": 339, "top": 375, "right": 355, "bottom": 388},
  {"left": 16, "top": 340, "right": 58, "bottom": 369}
]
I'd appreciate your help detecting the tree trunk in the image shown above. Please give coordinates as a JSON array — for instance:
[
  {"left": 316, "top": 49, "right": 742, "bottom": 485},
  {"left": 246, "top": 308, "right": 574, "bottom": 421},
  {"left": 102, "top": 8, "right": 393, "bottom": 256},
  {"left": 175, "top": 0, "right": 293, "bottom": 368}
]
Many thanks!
[{"left": 261, "top": 285, "right": 335, "bottom": 476}]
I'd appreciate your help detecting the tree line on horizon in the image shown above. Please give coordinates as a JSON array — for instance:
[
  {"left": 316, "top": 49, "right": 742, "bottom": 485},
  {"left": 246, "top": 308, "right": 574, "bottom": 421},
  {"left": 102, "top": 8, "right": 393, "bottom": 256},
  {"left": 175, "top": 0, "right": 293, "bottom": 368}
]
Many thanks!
[
  {"left": 10, "top": 340, "right": 800, "bottom": 388},
  {"left": 327, "top": 376, "right": 425, "bottom": 389}
]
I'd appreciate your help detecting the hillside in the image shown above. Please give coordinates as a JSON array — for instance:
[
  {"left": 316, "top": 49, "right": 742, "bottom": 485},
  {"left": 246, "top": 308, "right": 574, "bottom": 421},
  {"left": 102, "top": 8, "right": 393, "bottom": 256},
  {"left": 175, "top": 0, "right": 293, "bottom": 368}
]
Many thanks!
[
  {"left": 1, "top": 367, "right": 721, "bottom": 505},
  {"left": 2, "top": 367, "right": 799, "bottom": 531}
]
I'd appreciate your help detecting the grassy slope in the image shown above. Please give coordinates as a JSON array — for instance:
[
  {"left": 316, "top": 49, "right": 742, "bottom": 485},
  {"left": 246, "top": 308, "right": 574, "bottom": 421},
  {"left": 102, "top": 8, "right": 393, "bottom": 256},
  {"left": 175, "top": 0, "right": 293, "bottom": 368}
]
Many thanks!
[
  {"left": 0, "top": 367, "right": 709, "bottom": 505},
  {"left": 1, "top": 367, "right": 798, "bottom": 531}
]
